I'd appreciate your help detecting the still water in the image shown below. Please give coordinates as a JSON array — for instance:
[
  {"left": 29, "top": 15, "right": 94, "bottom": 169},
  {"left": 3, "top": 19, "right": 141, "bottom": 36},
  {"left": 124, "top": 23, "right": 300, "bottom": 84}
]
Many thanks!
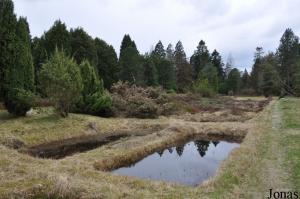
[{"left": 112, "top": 140, "right": 240, "bottom": 186}]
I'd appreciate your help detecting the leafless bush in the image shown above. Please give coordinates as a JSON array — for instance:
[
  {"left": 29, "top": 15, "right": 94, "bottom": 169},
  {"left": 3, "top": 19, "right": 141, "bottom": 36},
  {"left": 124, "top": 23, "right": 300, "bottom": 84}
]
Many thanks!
[{"left": 111, "top": 81, "right": 164, "bottom": 118}]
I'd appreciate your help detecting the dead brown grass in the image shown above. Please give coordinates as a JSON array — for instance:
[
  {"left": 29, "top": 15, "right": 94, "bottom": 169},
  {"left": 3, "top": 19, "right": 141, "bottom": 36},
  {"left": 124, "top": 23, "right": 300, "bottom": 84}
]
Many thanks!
[{"left": 0, "top": 96, "right": 276, "bottom": 198}]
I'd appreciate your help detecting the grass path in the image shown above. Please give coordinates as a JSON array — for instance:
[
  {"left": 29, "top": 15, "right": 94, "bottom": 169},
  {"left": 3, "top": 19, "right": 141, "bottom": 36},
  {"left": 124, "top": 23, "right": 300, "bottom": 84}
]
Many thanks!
[
  {"left": 235, "top": 99, "right": 298, "bottom": 198},
  {"left": 260, "top": 101, "right": 292, "bottom": 193}
]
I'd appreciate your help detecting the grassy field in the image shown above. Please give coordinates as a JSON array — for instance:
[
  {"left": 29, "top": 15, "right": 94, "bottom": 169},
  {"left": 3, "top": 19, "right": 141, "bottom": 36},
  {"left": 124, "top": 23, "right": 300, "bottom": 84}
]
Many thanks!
[{"left": 0, "top": 97, "right": 298, "bottom": 198}]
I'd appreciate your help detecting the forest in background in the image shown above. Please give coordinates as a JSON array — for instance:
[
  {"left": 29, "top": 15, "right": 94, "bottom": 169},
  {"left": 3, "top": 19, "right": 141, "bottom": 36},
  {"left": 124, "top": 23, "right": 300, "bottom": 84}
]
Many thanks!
[{"left": 1, "top": 0, "right": 300, "bottom": 117}]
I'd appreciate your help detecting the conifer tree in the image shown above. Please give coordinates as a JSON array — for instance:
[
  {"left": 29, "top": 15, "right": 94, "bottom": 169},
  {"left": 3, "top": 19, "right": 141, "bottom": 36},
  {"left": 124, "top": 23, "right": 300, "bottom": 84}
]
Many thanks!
[
  {"left": 44, "top": 20, "right": 71, "bottom": 55},
  {"left": 119, "top": 34, "right": 143, "bottom": 85},
  {"left": 32, "top": 20, "right": 70, "bottom": 90},
  {"left": 143, "top": 56, "right": 158, "bottom": 87},
  {"left": 150, "top": 41, "right": 175, "bottom": 89},
  {"left": 241, "top": 69, "right": 250, "bottom": 90},
  {"left": 152, "top": 40, "right": 166, "bottom": 59},
  {"left": 174, "top": 41, "right": 192, "bottom": 92},
  {"left": 226, "top": 68, "right": 241, "bottom": 94},
  {"left": 276, "top": 28, "right": 299, "bottom": 90},
  {"left": 190, "top": 40, "right": 210, "bottom": 79},
  {"left": 95, "top": 38, "right": 119, "bottom": 89},
  {"left": 262, "top": 64, "right": 280, "bottom": 97},
  {"left": 75, "top": 60, "right": 112, "bottom": 115},
  {"left": 0, "top": 0, "right": 17, "bottom": 99},
  {"left": 166, "top": 43, "right": 175, "bottom": 62},
  {"left": 2, "top": 14, "right": 35, "bottom": 115},
  {"left": 70, "top": 27, "right": 98, "bottom": 66},
  {"left": 200, "top": 63, "right": 219, "bottom": 91},
  {"left": 40, "top": 50, "right": 83, "bottom": 117},
  {"left": 211, "top": 49, "right": 225, "bottom": 80},
  {"left": 251, "top": 47, "right": 264, "bottom": 94}
]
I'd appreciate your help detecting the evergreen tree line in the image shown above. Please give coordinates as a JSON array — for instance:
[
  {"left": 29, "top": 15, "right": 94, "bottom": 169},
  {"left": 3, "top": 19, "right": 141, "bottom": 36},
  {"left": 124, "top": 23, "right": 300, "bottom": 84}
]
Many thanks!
[
  {"left": 1, "top": 0, "right": 300, "bottom": 116},
  {"left": 249, "top": 29, "right": 300, "bottom": 97}
]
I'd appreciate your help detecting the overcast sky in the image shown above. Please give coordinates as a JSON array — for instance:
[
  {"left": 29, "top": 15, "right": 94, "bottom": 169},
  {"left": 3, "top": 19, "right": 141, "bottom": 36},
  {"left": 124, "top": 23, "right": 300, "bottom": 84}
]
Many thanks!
[{"left": 14, "top": 0, "right": 300, "bottom": 71}]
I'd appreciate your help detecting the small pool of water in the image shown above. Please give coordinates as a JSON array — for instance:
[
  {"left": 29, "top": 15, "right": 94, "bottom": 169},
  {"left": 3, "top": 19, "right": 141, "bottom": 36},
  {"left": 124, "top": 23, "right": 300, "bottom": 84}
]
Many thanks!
[{"left": 112, "top": 139, "right": 240, "bottom": 186}]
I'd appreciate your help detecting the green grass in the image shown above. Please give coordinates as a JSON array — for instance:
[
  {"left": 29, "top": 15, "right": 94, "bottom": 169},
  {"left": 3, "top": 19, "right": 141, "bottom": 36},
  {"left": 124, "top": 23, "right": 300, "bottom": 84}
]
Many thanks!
[
  {"left": 284, "top": 135, "right": 300, "bottom": 189},
  {"left": 280, "top": 98, "right": 300, "bottom": 129},
  {"left": 280, "top": 98, "right": 300, "bottom": 190}
]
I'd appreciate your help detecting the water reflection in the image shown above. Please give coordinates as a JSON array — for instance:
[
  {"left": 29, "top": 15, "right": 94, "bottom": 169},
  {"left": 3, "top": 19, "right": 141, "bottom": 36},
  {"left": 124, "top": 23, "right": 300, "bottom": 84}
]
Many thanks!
[
  {"left": 156, "top": 140, "right": 219, "bottom": 158},
  {"left": 175, "top": 144, "right": 185, "bottom": 156},
  {"left": 113, "top": 139, "right": 240, "bottom": 186}
]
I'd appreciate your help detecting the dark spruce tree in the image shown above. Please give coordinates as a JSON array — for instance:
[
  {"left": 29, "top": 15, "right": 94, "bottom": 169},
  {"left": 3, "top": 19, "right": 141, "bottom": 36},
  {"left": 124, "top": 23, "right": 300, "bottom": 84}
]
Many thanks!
[
  {"left": 190, "top": 40, "right": 210, "bottom": 79},
  {"left": 166, "top": 43, "right": 175, "bottom": 62},
  {"left": 262, "top": 64, "right": 280, "bottom": 97},
  {"left": 119, "top": 34, "right": 143, "bottom": 85},
  {"left": 241, "top": 69, "right": 250, "bottom": 90},
  {"left": 227, "top": 68, "right": 241, "bottom": 94},
  {"left": 211, "top": 49, "right": 225, "bottom": 81},
  {"left": 32, "top": 36, "right": 47, "bottom": 88},
  {"left": 151, "top": 41, "right": 176, "bottom": 90},
  {"left": 70, "top": 27, "right": 98, "bottom": 67},
  {"left": 143, "top": 55, "right": 158, "bottom": 87},
  {"left": 44, "top": 20, "right": 71, "bottom": 55},
  {"left": 95, "top": 38, "right": 119, "bottom": 89},
  {"left": 4, "top": 17, "right": 35, "bottom": 116},
  {"left": 250, "top": 47, "right": 264, "bottom": 94},
  {"left": 152, "top": 40, "right": 166, "bottom": 59},
  {"left": 174, "top": 41, "right": 192, "bottom": 92},
  {"left": 32, "top": 20, "right": 71, "bottom": 91},
  {"left": 276, "top": 28, "right": 299, "bottom": 94},
  {"left": 75, "top": 60, "right": 112, "bottom": 115},
  {"left": 0, "top": 0, "right": 17, "bottom": 100},
  {"left": 119, "top": 34, "right": 137, "bottom": 58}
]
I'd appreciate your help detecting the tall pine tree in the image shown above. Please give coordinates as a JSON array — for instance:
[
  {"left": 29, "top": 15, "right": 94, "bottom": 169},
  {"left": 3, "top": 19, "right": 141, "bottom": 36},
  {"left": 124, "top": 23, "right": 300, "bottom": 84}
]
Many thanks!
[
  {"left": 3, "top": 15, "right": 35, "bottom": 115},
  {"left": 241, "top": 69, "right": 250, "bottom": 90},
  {"left": 250, "top": 47, "right": 264, "bottom": 94},
  {"left": 143, "top": 55, "right": 158, "bottom": 87},
  {"left": 190, "top": 40, "right": 210, "bottom": 79},
  {"left": 119, "top": 34, "right": 143, "bottom": 85},
  {"left": 276, "top": 28, "right": 299, "bottom": 93},
  {"left": 227, "top": 68, "right": 241, "bottom": 94},
  {"left": 0, "top": 0, "right": 17, "bottom": 99},
  {"left": 95, "top": 38, "right": 119, "bottom": 89},
  {"left": 211, "top": 49, "right": 225, "bottom": 81},
  {"left": 70, "top": 27, "right": 98, "bottom": 66},
  {"left": 174, "top": 41, "right": 192, "bottom": 92},
  {"left": 44, "top": 20, "right": 71, "bottom": 55}
]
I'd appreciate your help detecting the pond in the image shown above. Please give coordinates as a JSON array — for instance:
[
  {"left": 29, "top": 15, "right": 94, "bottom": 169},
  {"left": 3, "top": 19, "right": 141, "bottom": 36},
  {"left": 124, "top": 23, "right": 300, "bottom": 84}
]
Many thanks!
[{"left": 112, "top": 139, "right": 240, "bottom": 186}]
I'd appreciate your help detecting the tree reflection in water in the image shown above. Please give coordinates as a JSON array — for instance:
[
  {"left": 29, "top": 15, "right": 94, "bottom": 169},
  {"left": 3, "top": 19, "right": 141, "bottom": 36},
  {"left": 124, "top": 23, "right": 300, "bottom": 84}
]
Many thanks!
[
  {"left": 156, "top": 140, "right": 222, "bottom": 158},
  {"left": 194, "top": 140, "right": 210, "bottom": 157}
]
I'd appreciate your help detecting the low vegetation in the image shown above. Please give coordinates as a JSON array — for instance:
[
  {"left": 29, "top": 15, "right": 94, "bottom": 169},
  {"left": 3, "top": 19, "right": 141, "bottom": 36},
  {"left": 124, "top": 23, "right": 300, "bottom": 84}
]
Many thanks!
[{"left": 0, "top": 97, "right": 299, "bottom": 198}]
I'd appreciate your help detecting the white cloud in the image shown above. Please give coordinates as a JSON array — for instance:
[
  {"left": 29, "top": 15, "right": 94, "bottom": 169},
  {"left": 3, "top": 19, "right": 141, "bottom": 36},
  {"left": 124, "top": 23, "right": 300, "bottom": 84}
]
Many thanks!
[{"left": 14, "top": 0, "right": 300, "bottom": 71}]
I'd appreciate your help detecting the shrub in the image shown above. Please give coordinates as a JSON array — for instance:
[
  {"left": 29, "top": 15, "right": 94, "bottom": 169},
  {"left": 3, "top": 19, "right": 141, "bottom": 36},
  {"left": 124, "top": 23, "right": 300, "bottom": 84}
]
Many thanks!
[
  {"left": 127, "top": 95, "right": 158, "bottom": 118},
  {"left": 191, "top": 79, "right": 216, "bottom": 97},
  {"left": 39, "top": 50, "right": 83, "bottom": 117},
  {"left": 4, "top": 88, "right": 35, "bottom": 116},
  {"left": 110, "top": 81, "right": 161, "bottom": 118},
  {"left": 74, "top": 61, "right": 112, "bottom": 116}
]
